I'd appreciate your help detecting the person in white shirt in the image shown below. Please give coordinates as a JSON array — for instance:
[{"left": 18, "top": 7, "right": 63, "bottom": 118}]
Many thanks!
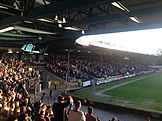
[{"left": 68, "top": 100, "right": 86, "bottom": 121}]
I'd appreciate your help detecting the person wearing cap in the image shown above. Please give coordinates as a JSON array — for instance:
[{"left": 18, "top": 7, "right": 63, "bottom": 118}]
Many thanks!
[{"left": 52, "top": 95, "right": 73, "bottom": 121}]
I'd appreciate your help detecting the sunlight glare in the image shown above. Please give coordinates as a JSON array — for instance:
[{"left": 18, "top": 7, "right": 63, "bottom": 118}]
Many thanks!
[{"left": 76, "top": 28, "right": 162, "bottom": 55}]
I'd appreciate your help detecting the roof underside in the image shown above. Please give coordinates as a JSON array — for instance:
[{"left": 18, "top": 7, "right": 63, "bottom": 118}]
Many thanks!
[{"left": 0, "top": 0, "right": 162, "bottom": 50}]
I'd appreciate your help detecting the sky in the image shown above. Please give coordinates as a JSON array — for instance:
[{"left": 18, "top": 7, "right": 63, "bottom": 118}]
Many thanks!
[{"left": 76, "top": 28, "right": 162, "bottom": 55}]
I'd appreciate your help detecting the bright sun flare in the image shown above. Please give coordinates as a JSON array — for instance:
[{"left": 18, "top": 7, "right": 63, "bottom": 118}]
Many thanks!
[{"left": 76, "top": 28, "right": 162, "bottom": 55}]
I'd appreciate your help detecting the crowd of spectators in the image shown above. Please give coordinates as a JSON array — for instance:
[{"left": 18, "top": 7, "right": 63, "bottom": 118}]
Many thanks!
[
  {"left": 0, "top": 56, "right": 152, "bottom": 121},
  {"left": 0, "top": 57, "right": 43, "bottom": 121},
  {"left": 46, "top": 54, "right": 150, "bottom": 82},
  {"left": 0, "top": 57, "right": 102, "bottom": 121}
]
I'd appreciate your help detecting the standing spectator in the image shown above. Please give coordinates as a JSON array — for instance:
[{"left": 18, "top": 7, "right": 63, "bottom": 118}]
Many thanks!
[
  {"left": 68, "top": 100, "right": 86, "bottom": 121},
  {"left": 52, "top": 95, "right": 73, "bottom": 121},
  {"left": 44, "top": 111, "right": 50, "bottom": 121},
  {"left": 41, "top": 93, "right": 46, "bottom": 101},
  {"left": 85, "top": 106, "right": 97, "bottom": 121},
  {"left": 146, "top": 116, "right": 150, "bottom": 121},
  {"left": 110, "top": 117, "right": 119, "bottom": 121},
  {"left": 97, "top": 117, "right": 101, "bottom": 121},
  {"left": 49, "top": 90, "right": 52, "bottom": 98},
  {"left": 54, "top": 82, "right": 57, "bottom": 90}
]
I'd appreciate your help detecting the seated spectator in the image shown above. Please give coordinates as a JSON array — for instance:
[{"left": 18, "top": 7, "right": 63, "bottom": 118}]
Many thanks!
[
  {"left": 68, "top": 100, "right": 86, "bottom": 121},
  {"left": 85, "top": 106, "right": 97, "bottom": 121}
]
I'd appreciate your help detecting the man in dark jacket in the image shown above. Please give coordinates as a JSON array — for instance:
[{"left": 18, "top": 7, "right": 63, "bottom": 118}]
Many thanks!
[{"left": 52, "top": 95, "right": 73, "bottom": 121}]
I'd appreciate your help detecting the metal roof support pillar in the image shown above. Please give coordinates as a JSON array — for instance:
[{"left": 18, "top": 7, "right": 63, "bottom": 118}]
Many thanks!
[{"left": 23, "top": 0, "right": 28, "bottom": 16}]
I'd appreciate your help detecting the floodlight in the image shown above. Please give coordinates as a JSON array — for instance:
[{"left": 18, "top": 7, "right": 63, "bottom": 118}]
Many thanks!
[
  {"left": 111, "top": 1, "right": 130, "bottom": 12},
  {"left": 129, "top": 16, "right": 142, "bottom": 23}
]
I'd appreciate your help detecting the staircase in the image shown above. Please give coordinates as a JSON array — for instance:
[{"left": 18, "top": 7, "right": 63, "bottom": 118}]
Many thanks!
[{"left": 43, "top": 69, "right": 65, "bottom": 89}]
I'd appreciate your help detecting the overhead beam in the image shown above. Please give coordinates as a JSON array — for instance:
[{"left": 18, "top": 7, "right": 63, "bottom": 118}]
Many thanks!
[
  {"left": 130, "top": 6, "right": 162, "bottom": 17},
  {"left": 0, "top": 37, "right": 24, "bottom": 41},
  {"left": 64, "top": 14, "right": 125, "bottom": 27},
  {"left": 0, "top": 33, "right": 38, "bottom": 38},
  {"left": 33, "top": 20, "right": 63, "bottom": 32},
  {"left": 0, "top": 39, "right": 42, "bottom": 45},
  {"left": 0, "top": 0, "right": 162, "bottom": 30},
  {"left": 0, "top": 40, "right": 27, "bottom": 47},
  {"left": 0, "top": 0, "right": 111, "bottom": 28},
  {"left": 26, "top": 0, "right": 109, "bottom": 19},
  {"left": 0, "top": 41, "right": 25, "bottom": 44},
  {"left": 14, "top": 26, "right": 59, "bottom": 35},
  {"left": 0, "top": 37, "right": 41, "bottom": 43},
  {"left": 43, "top": 30, "right": 82, "bottom": 41},
  {"left": 0, "top": 16, "right": 23, "bottom": 29},
  {"left": 65, "top": 6, "right": 162, "bottom": 27},
  {"left": 0, "top": 3, "right": 22, "bottom": 16},
  {"left": 95, "top": 6, "right": 110, "bottom": 15},
  {"left": 0, "top": 43, "right": 23, "bottom": 48},
  {"left": 85, "top": 22, "right": 162, "bottom": 35}
]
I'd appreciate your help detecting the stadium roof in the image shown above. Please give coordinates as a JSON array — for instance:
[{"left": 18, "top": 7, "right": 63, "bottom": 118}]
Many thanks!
[{"left": 0, "top": 0, "right": 162, "bottom": 51}]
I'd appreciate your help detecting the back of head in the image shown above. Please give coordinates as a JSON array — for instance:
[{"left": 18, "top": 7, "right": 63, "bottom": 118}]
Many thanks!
[
  {"left": 112, "top": 117, "right": 118, "bottom": 121},
  {"left": 40, "top": 110, "right": 45, "bottom": 116},
  {"left": 75, "top": 100, "right": 81, "bottom": 109},
  {"left": 88, "top": 106, "right": 93, "bottom": 114},
  {"left": 146, "top": 117, "right": 150, "bottom": 121},
  {"left": 58, "top": 95, "right": 64, "bottom": 102}
]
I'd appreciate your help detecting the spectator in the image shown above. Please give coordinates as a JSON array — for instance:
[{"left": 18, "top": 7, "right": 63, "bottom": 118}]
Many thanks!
[
  {"left": 34, "top": 110, "right": 46, "bottom": 121},
  {"left": 41, "top": 93, "right": 46, "bottom": 101},
  {"left": 24, "top": 113, "right": 32, "bottom": 121},
  {"left": 44, "top": 111, "right": 50, "bottom": 121},
  {"left": 146, "top": 116, "right": 150, "bottom": 121},
  {"left": 52, "top": 95, "right": 73, "bottom": 121},
  {"left": 85, "top": 106, "right": 97, "bottom": 121},
  {"left": 68, "top": 100, "right": 86, "bottom": 121},
  {"left": 49, "top": 90, "right": 52, "bottom": 98},
  {"left": 0, "top": 57, "right": 44, "bottom": 121},
  {"left": 110, "top": 117, "right": 119, "bottom": 121},
  {"left": 0, "top": 56, "right": 153, "bottom": 121},
  {"left": 97, "top": 117, "right": 101, "bottom": 121},
  {"left": 46, "top": 54, "right": 150, "bottom": 82},
  {"left": 54, "top": 82, "right": 57, "bottom": 90}
]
